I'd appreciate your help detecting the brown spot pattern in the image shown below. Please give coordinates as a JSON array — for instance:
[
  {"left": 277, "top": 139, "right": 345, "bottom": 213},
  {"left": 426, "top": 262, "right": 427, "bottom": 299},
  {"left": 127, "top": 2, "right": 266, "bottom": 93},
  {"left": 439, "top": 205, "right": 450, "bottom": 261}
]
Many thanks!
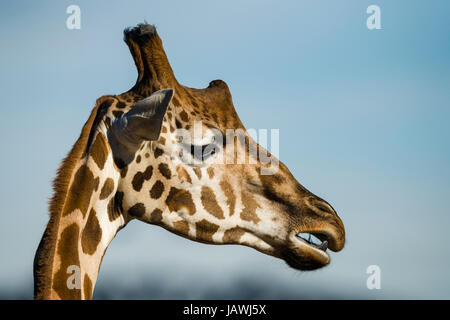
[
  {"left": 240, "top": 191, "right": 261, "bottom": 224},
  {"left": 128, "top": 203, "right": 145, "bottom": 218},
  {"left": 120, "top": 166, "right": 128, "bottom": 178},
  {"left": 176, "top": 165, "right": 192, "bottom": 184},
  {"left": 149, "top": 180, "right": 164, "bottom": 199},
  {"left": 219, "top": 179, "right": 236, "bottom": 216},
  {"left": 116, "top": 101, "right": 126, "bottom": 109},
  {"left": 62, "top": 165, "right": 96, "bottom": 218},
  {"left": 193, "top": 167, "right": 202, "bottom": 180},
  {"left": 132, "top": 165, "right": 153, "bottom": 191},
  {"left": 90, "top": 133, "right": 108, "bottom": 170},
  {"left": 207, "top": 167, "right": 215, "bottom": 179},
  {"left": 94, "top": 177, "right": 100, "bottom": 192},
  {"left": 223, "top": 227, "right": 245, "bottom": 243},
  {"left": 173, "top": 220, "right": 190, "bottom": 234},
  {"left": 108, "top": 191, "right": 123, "bottom": 222},
  {"left": 195, "top": 219, "right": 219, "bottom": 242},
  {"left": 150, "top": 208, "right": 163, "bottom": 223},
  {"left": 201, "top": 186, "right": 225, "bottom": 219},
  {"left": 99, "top": 178, "right": 114, "bottom": 200},
  {"left": 52, "top": 223, "right": 81, "bottom": 299},
  {"left": 165, "top": 187, "right": 196, "bottom": 215},
  {"left": 154, "top": 148, "right": 164, "bottom": 159},
  {"left": 158, "top": 163, "right": 171, "bottom": 179},
  {"left": 83, "top": 274, "right": 93, "bottom": 300},
  {"left": 81, "top": 208, "right": 102, "bottom": 255},
  {"left": 172, "top": 96, "right": 181, "bottom": 107},
  {"left": 180, "top": 110, "right": 189, "bottom": 122}
]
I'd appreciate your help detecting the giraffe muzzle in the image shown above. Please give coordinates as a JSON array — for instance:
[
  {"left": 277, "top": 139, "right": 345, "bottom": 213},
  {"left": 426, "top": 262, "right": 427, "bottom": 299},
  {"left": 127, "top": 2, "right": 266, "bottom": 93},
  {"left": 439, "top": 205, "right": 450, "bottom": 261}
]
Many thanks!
[{"left": 276, "top": 213, "right": 345, "bottom": 271}]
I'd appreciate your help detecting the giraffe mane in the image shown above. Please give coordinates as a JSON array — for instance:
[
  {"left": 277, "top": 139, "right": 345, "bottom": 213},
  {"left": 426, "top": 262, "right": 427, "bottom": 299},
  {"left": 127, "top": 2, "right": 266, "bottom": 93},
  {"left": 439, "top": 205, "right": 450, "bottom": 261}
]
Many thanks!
[{"left": 33, "top": 95, "right": 114, "bottom": 299}]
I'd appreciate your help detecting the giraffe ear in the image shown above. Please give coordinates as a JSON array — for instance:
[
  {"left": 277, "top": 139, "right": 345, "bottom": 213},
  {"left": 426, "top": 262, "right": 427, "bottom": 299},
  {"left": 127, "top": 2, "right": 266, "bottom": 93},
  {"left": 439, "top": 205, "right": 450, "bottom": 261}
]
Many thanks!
[{"left": 114, "top": 88, "right": 173, "bottom": 142}]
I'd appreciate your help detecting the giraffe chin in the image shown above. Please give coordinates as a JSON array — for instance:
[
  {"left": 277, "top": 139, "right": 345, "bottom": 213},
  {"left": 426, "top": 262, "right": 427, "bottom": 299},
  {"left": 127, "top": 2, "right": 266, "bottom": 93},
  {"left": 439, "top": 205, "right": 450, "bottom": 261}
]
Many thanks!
[{"left": 280, "top": 233, "right": 331, "bottom": 271}]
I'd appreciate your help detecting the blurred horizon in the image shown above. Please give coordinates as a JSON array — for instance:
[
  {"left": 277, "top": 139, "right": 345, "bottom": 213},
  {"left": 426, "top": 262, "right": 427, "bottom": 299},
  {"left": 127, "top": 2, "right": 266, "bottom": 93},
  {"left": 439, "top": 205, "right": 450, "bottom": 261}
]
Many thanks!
[{"left": 0, "top": 0, "right": 449, "bottom": 299}]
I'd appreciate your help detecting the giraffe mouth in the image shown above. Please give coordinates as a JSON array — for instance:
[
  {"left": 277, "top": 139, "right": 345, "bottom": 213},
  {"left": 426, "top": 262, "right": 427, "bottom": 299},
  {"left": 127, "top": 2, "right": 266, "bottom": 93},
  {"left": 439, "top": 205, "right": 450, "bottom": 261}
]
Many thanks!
[
  {"left": 295, "top": 233, "right": 329, "bottom": 251},
  {"left": 280, "top": 231, "right": 332, "bottom": 270}
]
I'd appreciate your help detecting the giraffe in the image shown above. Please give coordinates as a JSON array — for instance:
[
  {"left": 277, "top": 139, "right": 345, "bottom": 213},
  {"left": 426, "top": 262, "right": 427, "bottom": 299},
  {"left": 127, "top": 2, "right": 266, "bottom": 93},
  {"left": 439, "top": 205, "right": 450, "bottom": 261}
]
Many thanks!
[{"left": 33, "top": 24, "right": 345, "bottom": 300}]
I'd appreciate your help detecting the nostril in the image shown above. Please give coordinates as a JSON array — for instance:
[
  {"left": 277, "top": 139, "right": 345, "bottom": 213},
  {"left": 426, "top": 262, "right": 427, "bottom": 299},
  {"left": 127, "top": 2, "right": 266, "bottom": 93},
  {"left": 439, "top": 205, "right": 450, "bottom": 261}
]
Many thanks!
[
  {"left": 311, "top": 199, "right": 336, "bottom": 216},
  {"left": 316, "top": 203, "right": 332, "bottom": 213}
]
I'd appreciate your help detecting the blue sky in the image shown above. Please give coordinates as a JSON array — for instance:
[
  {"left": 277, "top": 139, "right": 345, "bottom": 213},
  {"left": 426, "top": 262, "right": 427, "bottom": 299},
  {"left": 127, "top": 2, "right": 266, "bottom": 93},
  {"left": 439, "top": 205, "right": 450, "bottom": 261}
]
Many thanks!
[{"left": 0, "top": 0, "right": 449, "bottom": 299}]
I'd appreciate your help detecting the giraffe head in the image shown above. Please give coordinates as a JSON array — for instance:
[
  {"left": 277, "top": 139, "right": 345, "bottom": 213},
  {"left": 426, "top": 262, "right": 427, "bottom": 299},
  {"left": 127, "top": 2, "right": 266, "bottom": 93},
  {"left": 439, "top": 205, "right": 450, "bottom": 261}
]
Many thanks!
[
  {"left": 105, "top": 25, "right": 345, "bottom": 271},
  {"left": 34, "top": 24, "right": 347, "bottom": 300}
]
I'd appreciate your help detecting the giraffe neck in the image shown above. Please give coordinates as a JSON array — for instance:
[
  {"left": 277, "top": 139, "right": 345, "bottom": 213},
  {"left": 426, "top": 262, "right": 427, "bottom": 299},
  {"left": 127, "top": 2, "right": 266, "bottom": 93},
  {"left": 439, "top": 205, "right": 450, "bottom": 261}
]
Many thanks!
[{"left": 34, "top": 100, "right": 126, "bottom": 299}]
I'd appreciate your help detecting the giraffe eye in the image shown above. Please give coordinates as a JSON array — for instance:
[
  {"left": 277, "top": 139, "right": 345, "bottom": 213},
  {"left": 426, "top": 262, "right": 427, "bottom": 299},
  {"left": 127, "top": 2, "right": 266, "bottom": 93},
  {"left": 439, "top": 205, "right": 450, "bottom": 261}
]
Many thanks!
[
  {"left": 188, "top": 143, "right": 217, "bottom": 161},
  {"left": 178, "top": 130, "right": 224, "bottom": 163},
  {"left": 179, "top": 142, "right": 220, "bottom": 162}
]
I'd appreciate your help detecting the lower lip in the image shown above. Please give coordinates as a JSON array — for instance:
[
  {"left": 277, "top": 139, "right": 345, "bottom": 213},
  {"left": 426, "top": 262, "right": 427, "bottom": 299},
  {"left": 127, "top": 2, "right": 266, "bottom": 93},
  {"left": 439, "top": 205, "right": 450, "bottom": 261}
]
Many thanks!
[{"left": 290, "top": 234, "right": 330, "bottom": 263}]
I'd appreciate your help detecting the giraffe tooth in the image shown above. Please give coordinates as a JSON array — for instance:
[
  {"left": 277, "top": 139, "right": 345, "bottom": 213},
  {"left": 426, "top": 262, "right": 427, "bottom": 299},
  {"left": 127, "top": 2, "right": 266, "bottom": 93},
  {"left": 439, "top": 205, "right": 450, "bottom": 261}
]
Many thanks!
[{"left": 318, "top": 240, "right": 328, "bottom": 251}]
